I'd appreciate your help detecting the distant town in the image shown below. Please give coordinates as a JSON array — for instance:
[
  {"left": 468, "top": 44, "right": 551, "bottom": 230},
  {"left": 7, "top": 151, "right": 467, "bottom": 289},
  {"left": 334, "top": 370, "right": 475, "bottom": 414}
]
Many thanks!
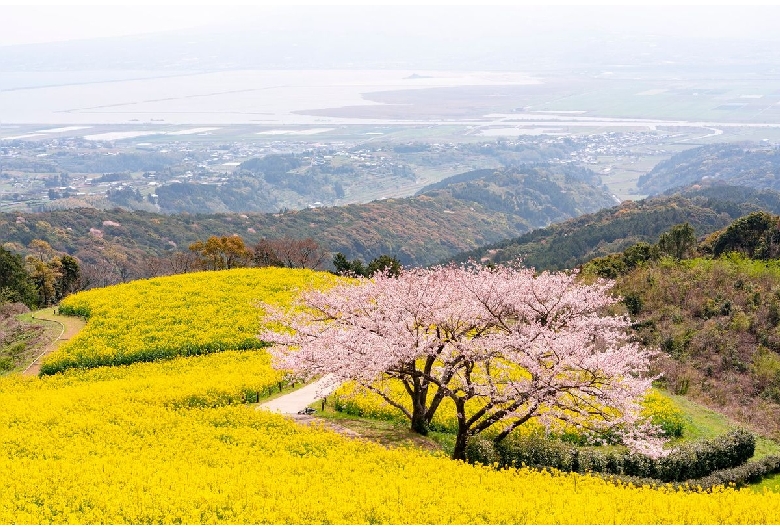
[{"left": 1, "top": 129, "right": 694, "bottom": 214}]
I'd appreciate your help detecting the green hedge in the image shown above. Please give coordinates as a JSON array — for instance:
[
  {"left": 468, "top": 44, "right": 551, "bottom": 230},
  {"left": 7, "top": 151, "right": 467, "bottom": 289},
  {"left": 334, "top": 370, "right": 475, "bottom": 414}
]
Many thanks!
[
  {"left": 601, "top": 454, "right": 780, "bottom": 492},
  {"left": 467, "top": 428, "right": 755, "bottom": 483},
  {"left": 38, "top": 338, "right": 270, "bottom": 377}
]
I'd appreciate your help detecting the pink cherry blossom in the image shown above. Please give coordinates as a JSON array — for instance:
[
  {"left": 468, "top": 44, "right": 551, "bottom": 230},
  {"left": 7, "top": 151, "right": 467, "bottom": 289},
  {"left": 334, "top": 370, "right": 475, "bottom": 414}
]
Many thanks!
[{"left": 259, "top": 263, "right": 666, "bottom": 460}]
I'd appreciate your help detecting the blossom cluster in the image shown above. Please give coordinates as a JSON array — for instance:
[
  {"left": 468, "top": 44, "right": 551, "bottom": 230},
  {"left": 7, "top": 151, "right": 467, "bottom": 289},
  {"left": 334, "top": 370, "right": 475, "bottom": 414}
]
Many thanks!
[{"left": 261, "top": 264, "right": 665, "bottom": 456}]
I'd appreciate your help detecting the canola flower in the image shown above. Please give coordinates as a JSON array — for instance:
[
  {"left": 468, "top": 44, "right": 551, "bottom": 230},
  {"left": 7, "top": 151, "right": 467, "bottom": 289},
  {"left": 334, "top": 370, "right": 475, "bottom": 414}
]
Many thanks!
[
  {"left": 641, "top": 389, "right": 686, "bottom": 437},
  {"left": 334, "top": 380, "right": 687, "bottom": 439},
  {"left": 1, "top": 349, "right": 780, "bottom": 523},
  {"left": 41, "top": 267, "right": 337, "bottom": 375},
  {"left": 2, "top": 268, "right": 778, "bottom": 524}
]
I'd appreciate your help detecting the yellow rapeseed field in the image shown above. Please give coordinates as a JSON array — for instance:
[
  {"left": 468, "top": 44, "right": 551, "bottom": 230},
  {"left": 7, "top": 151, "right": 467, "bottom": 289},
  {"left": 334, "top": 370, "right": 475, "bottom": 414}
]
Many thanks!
[
  {"left": 42, "top": 267, "right": 337, "bottom": 375},
  {"left": 334, "top": 380, "right": 686, "bottom": 438},
  {"left": 1, "top": 348, "right": 779, "bottom": 524},
  {"left": 2, "top": 268, "right": 778, "bottom": 524}
]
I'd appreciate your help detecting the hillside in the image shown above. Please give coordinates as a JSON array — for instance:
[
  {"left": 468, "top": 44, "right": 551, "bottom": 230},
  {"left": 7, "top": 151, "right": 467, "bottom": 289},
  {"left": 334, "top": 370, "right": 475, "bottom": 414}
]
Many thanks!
[
  {"left": 637, "top": 143, "right": 780, "bottom": 196},
  {"left": 2, "top": 267, "right": 779, "bottom": 523},
  {"left": 2, "top": 137, "right": 590, "bottom": 215},
  {"left": 415, "top": 164, "right": 608, "bottom": 229},
  {"left": 447, "top": 184, "right": 780, "bottom": 271},
  {"left": 571, "top": 210, "right": 780, "bottom": 442},
  {"left": 0, "top": 303, "right": 52, "bottom": 374},
  {"left": 1, "top": 166, "right": 615, "bottom": 276},
  {"left": 585, "top": 254, "right": 780, "bottom": 441}
]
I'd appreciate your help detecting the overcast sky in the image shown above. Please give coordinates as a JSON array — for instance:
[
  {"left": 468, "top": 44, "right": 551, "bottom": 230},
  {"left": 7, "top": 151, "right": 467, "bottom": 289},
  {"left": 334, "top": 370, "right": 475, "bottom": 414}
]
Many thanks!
[{"left": 3, "top": 3, "right": 780, "bottom": 48}]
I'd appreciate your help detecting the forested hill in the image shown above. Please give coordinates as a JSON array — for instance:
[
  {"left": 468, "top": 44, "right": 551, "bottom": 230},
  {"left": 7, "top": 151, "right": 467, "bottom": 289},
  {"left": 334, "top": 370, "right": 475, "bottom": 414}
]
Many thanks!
[
  {"left": 637, "top": 143, "right": 780, "bottom": 196},
  {"left": 446, "top": 184, "right": 780, "bottom": 271},
  {"left": 0, "top": 166, "right": 615, "bottom": 274},
  {"left": 416, "top": 165, "right": 609, "bottom": 229}
]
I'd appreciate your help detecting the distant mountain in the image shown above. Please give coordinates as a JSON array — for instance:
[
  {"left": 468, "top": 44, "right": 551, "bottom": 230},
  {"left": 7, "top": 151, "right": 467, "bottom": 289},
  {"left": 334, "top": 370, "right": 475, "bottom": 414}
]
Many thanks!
[
  {"left": 637, "top": 143, "right": 780, "bottom": 196},
  {"left": 0, "top": 166, "right": 615, "bottom": 277},
  {"left": 446, "top": 183, "right": 780, "bottom": 271}
]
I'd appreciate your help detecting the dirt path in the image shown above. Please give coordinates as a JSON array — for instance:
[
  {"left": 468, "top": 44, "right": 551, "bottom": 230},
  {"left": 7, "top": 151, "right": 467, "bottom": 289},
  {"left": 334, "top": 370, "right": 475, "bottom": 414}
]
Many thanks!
[{"left": 23, "top": 307, "right": 86, "bottom": 376}]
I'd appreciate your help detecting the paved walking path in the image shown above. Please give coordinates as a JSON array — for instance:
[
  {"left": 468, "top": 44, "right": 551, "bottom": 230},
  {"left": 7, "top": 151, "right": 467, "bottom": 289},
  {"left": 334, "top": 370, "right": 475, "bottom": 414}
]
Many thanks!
[
  {"left": 257, "top": 375, "right": 362, "bottom": 438},
  {"left": 258, "top": 374, "right": 340, "bottom": 414},
  {"left": 23, "top": 307, "right": 86, "bottom": 376}
]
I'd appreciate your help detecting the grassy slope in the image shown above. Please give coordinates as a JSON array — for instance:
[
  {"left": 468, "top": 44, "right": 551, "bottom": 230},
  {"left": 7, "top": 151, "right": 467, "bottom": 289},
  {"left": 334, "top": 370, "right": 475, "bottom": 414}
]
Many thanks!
[
  {"left": 663, "top": 390, "right": 780, "bottom": 459},
  {"left": 0, "top": 305, "right": 58, "bottom": 375}
]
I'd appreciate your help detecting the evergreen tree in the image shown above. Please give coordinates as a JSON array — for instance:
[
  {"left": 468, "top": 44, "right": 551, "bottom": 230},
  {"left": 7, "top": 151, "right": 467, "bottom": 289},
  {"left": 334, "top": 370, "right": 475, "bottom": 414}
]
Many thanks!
[{"left": 0, "top": 247, "right": 37, "bottom": 307}]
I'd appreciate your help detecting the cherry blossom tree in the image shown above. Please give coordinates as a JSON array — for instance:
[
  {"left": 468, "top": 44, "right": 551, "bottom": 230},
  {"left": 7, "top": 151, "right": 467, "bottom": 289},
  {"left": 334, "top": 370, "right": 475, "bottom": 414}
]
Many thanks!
[{"left": 259, "top": 263, "right": 664, "bottom": 460}]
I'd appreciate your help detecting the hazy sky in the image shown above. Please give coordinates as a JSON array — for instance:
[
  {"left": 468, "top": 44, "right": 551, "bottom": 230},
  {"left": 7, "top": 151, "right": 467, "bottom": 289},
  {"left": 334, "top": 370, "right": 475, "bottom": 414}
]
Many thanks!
[{"left": 3, "top": 3, "right": 780, "bottom": 47}]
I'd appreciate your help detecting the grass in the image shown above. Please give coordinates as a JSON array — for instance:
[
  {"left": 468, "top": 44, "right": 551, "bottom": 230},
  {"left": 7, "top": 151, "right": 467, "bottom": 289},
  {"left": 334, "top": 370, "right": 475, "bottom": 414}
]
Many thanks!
[
  {"left": 660, "top": 389, "right": 780, "bottom": 459},
  {"left": 662, "top": 390, "right": 734, "bottom": 442},
  {"left": 751, "top": 473, "right": 780, "bottom": 493},
  {"left": 308, "top": 402, "right": 447, "bottom": 454},
  {"left": 0, "top": 310, "right": 60, "bottom": 375}
]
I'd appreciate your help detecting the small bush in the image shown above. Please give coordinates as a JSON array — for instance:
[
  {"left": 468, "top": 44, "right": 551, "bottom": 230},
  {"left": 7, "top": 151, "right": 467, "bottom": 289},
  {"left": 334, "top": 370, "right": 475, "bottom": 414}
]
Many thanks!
[
  {"left": 623, "top": 293, "right": 643, "bottom": 316},
  {"left": 603, "top": 453, "right": 780, "bottom": 492},
  {"left": 469, "top": 428, "right": 756, "bottom": 483},
  {"left": 464, "top": 435, "right": 497, "bottom": 465}
]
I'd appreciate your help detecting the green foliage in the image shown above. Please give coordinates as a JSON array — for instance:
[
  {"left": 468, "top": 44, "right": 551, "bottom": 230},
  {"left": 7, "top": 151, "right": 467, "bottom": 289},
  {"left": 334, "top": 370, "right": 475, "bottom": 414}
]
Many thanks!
[
  {"left": 332, "top": 253, "right": 402, "bottom": 278},
  {"left": 696, "top": 454, "right": 780, "bottom": 489},
  {"left": 584, "top": 223, "right": 694, "bottom": 281},
  {"left": 657, "top": 223, "right": 696, "bottom": 260},
  {"left": 638, "top": 144, "right": 780, "bottom": 196},
  {"left": 332, "top": 252, "right": 367, "bottom": 277},
  {"left": 452, "top": 186, "right": 780, "bottom": 271},
  {"left": 710, "top": 211, "right": 780, "bottom": 259},
  {"left": 623, "top": 292, "right": 643, "bottom": 316},
  {"left": 467, "top": 428, "right": 755, "bottom": 483},
  {"left": 0, "top": 247, "right": 38, "bottom": 308},
  {"left": 610, "top": 256, "right": 780, "bottom": 436},
  {"left": 753, "top": 347, "right": 780, "bottom": 403},
  {"left": 57, "top": 255, "right": 81, "bottom": 300},
  {"left": 606, "top": 454, "right": 780, "bottom": 492},
  {"left": 366, "top": 255, "right": 402, "bottom": 278}
]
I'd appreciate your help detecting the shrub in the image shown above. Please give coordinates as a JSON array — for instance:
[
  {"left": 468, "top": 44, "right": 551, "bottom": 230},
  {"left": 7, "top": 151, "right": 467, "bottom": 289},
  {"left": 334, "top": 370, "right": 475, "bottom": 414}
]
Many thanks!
[
  {"left": 468, "top": 428, "right": 756, "bottom": 483},
  {"left": 603, "top": 453, "right": 780, "bottom": 492}
]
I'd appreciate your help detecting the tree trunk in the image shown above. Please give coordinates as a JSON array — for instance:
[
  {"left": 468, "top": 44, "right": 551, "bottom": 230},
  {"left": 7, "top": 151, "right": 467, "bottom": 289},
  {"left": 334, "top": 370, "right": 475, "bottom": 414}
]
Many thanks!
[
  {"left": 411, "top": 411, "right": 429, "bottom": 436},
  {"left": 452, "top": 398, "right": 468, "bottom": 461},
  {"left": 410, "top": 391, "right": 429, "bottom": 435},
  {"left": 409, "top": 365, "right": 430, "bottom": 435},
  {"left": 452, "top": 430, "right": 469, "bottom": 461}
]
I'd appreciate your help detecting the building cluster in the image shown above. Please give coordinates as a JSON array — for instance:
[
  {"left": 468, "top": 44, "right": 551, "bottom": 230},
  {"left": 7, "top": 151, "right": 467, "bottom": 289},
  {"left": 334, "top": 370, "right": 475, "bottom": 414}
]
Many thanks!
[{"left": 2, "top": 130, "right": 674, "bottom": 212}]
